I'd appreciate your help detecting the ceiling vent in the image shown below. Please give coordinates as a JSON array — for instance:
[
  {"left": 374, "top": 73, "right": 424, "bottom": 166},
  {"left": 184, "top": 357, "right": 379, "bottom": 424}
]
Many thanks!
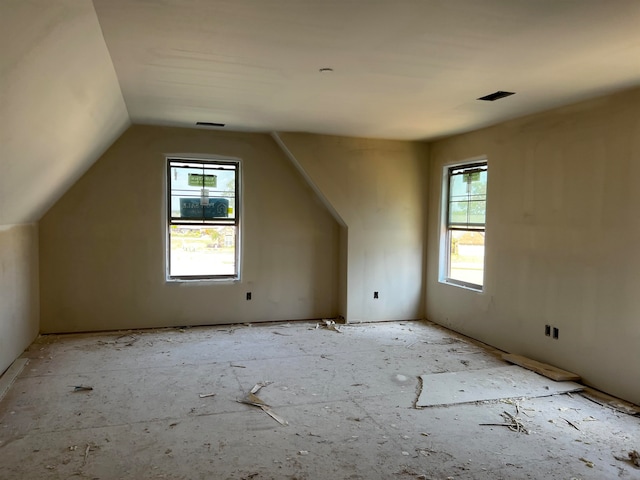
[
  {"left": 477, "top": 91, "right": 515, "bottom": 101},
  {"left": 196, "top": 122, "right": 225, "bottom": 127}
]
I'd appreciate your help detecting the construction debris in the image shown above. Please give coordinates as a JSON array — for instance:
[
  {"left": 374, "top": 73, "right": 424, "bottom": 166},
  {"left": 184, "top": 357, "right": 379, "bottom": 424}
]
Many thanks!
[
  {"left": 0, "top": 358, "right": 29, "bottom": 404},
  {"left": 199, "top": 393, "right": 216, "bottom": 398},
  {"left": 615, "top": 450, "right": 640, "bottom": 468},
  {"left": 83, "top": 444, "right": 92, "bottom": 466},
  {"left": 238, "top": 382, "right": 288, "bottom": 426},
  {"left": 560, "top": 417, "right": 580, "bottom": 430},
  {"left": 580, "top": 387, "right": 640, "bottom": 416},
  {"left": 71, "top": 385, "right": 93, "bottom": 392},
  {"left": 579, "top": 457, "right": 594, "bottom": 468},
  {"left": 502, "top": 353, "right": 581, "bottom": 382},
  {"left": 480, "top": 406, "right": 528, "bottom": 434},
  {"left": 316, "top": 319, "right": 342, "bottom": 333}
]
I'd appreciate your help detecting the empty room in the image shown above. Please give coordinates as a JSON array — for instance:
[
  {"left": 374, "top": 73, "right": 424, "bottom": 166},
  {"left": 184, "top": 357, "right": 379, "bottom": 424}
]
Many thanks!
[{"left": 1, "top": 1, "right": 639, "bottom": 479}]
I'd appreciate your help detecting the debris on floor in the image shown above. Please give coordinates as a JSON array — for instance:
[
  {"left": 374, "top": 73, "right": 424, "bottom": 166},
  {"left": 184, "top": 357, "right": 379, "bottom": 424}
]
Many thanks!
[
  {"left": 238, "top": 382, "right": 288, "bottom": 426},
  {"left": 416, "top": 365, "right": 582, "bottom": 407},
  {"left": 502, "top": 353, "right": 581, "bottom": 382},
  {"left": 615, "top": 450, "right": 640, "bottom": 468},
  {"left": 0, "top": 358, "right": 29, "bottom": 404},
  {"left": 579, "top": 457, "right": 594, "bottom": 468},
  {"left": 199, "top": 392, "right": 216, "bottom": 398},
  {"left": 71, "top": 385, "right": 93, "bottom": 392},
  {"left": 580, "top": 387, "right": 640, "bottom": 416},
  {"left": 560, "top": 417, "right": 580, "bottom": 430},
  {"left": 83, "top": 443, "right": 94, "bottom": 466},
  {"left": 480, "top": 407, "right": 529, "bottom": 434},
  {"left": 316, "top": 319, "right": 342, "bottom": 333}
]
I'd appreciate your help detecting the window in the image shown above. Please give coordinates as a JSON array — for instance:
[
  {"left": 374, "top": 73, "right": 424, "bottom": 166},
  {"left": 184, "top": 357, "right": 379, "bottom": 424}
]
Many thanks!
[
  {"left": 167, "top": 158, "right": 239, "bottom": 280},
  {"left": 442, "top": 161, "right": 487, "bottom": 290}
]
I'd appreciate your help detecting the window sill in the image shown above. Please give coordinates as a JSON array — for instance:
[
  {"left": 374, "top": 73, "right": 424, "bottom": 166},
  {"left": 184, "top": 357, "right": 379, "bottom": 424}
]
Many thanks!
[
  {"left": 439, "top": 278, "right": 484, "bottom": 293},
  {"left": 166, "top": 277, "right": 240, "bottom": 285}
]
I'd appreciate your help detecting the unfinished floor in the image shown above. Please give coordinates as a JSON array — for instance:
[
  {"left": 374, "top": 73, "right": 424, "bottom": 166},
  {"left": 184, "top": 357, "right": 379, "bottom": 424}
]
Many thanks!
[{"left": 0, "top": 321, "right": 639, "bottom": 480}]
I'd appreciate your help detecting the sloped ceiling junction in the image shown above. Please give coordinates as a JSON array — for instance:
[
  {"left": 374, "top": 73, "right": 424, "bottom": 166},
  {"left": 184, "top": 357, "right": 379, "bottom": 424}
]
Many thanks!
[
  {"left": 0, "top": 0, "right": 130, "bottom": 226},
  {"left": 3, "top": 0, "right": 640, "bottom": 225}
]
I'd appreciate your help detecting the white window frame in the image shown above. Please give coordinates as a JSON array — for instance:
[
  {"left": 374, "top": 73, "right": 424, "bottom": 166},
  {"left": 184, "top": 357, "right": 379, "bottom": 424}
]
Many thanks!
[
  {"left": 438, "top": 157, "right": 487, "bottom": 292},
  {"left": 166, "top": 156, "right": 241, "bottom": 282}
]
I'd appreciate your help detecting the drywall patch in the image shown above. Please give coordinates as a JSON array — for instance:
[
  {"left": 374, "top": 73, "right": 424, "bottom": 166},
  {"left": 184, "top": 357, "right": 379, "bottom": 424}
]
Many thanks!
[{"left": 416, "top": 365, "right": 582, "bottom": 407}]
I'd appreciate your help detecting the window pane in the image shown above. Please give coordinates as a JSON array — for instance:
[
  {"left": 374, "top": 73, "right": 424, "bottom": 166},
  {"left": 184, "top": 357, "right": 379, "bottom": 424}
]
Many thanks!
[
  {"left": 169, "top": 225, "right": 236, "bottom": 277},
  {"left": 468, "top": 200, "right": 486, "bottom": 225},
  {"left": 448, "top": 168, "right": 487, "bottom": 229},
  {"left": 170, "top": 164, "right": 236, "bottom": 221},
  {"left": 449, "top": 230, "right": 484, "bottom": 287},
  {"left": 449, "top": 200, "right": 469, "bottom": 225},
  {"left": 449, "top": 173, "right": 469, "bottom": 197}
]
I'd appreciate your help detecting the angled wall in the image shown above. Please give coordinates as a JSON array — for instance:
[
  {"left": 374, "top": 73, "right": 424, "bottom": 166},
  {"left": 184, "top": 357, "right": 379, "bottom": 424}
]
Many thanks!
[
  {"left": 427, "top": 87, "right": 640, "bottom": 405},
  {"left": 275, "top": 133, "right": 428, "bottom": 323},
  {"left": 0, "top": 0, "right": 129, "bottom": 372},
  {"left": 39, "top": 126, "right": 339, "bottom": 332}
]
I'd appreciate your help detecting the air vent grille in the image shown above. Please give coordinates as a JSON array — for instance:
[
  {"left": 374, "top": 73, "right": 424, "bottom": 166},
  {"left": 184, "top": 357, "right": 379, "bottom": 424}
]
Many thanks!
[
  {"left": 477, "top": 91, "right": 515, "bottom": 101},
  {"left": 196, "top": 122, "right": 225, "bottom": 127}
]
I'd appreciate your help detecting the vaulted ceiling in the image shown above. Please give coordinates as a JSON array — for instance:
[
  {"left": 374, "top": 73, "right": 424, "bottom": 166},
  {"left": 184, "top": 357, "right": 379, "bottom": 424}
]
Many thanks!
[{"left": 3, "top": 0, "right": 640, "bottom": 224}]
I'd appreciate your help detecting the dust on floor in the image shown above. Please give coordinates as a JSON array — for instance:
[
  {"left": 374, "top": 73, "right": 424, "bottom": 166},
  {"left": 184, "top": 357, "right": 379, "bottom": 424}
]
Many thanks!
[{"left": 0, "top": 320, "right": 638, "bottom": 480}]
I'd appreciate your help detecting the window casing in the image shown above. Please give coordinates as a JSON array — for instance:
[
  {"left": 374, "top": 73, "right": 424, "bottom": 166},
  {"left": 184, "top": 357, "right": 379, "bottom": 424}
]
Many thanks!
[
  {"left": 441, "top": 161, "right": 487, "bottom": 290},
  {"left": 167, "top": 158, "right": 240, "bottom": 280}
]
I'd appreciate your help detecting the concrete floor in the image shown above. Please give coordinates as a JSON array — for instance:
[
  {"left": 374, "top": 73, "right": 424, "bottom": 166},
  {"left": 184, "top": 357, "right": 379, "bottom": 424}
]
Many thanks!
[{"left": 0, "top": 321, "right": 639, "bottom": 479}]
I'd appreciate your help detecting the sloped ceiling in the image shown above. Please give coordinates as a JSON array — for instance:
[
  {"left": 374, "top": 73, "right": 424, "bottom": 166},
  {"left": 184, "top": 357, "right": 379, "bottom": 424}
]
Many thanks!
[
  {"left": 3, "top": 0, "right": 640, "bottom": 227},
  {"left": 0, "top": 0, "right": 130, "bottom": 225},
  {"left": 93, "top": 0, "right": 640, "bottom": 140}
]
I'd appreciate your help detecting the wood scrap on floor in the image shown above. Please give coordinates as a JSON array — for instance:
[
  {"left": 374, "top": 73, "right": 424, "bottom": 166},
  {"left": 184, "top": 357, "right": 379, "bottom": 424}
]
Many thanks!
[
  {"left": 71, "top": 385, "right": 93, "bottom": 392},
  {"left": 0, "top": 358, "right": 29, "bottom": 403},
  {"left": 580, "top": 386, "right": 640, "bottom": 416},
  {"left": 238, "top": 382, "right": 288, "bottom": 426},
  {"left": 502, "top": 353, "right": 580, "bottom": 382},
  {"left": 480, "top": 406, "right": 529, "bottom": 434},
  {"left": 615, "top": 450, "right": 640, "bottom": 468},
  {"left": 315, "top": 319, "right": 342, "bottom": 333}
]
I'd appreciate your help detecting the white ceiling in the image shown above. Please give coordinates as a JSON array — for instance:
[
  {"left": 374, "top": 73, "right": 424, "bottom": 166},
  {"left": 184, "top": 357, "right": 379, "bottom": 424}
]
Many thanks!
[
  {"left": 93, "top": 0, "right": 640, "bottom": 140},
  {"left": 3, "top": 0, "right": 640, "bottom": 225}
]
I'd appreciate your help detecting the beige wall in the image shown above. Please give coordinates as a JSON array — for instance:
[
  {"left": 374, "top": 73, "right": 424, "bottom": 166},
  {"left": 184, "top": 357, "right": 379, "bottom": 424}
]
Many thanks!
[
  {"left": 39, "top": 126, "right": 339, "bottom": 332},
  {"left": 275, "top": 133, "right": 428, "bottom": 323},
  {"left": 0, "top": 225, "right": 39, "bottom": 374},
  {"left": 427, "top": 87, "right": 640, "bottom": 404}
]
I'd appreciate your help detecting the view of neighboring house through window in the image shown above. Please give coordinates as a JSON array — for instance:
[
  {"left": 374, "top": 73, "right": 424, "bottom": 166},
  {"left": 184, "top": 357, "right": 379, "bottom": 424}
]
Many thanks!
[
  {"left": 443, "top": 161, "right": 487, "bottom": 290},
  {"left": 167, "top": 158, "right": 239, "bottom": 280}
]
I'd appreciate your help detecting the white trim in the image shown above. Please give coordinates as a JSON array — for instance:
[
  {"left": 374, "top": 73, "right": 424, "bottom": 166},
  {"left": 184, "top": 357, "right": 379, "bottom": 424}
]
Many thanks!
[
  {"left": 438, "top": 156, "right": 488, "bottom": 292},
  {"left": 164, "top": 154, "right": 243, "bottom": 283}
]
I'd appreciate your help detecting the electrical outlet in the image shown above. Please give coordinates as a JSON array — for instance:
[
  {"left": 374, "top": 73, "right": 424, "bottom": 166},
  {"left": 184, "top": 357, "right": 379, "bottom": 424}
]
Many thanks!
[
  {"left": 373, "top": 291, "right": 379, "bottom": 299},
  {"left": 545, "top": 325, "right": 551, "bottom": 336},
  {"left": 246, "top": 292, "right": 252, "bottom": 300},
  {"left": 552, "top": 327, "right": 559, "bottom": 339}
]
